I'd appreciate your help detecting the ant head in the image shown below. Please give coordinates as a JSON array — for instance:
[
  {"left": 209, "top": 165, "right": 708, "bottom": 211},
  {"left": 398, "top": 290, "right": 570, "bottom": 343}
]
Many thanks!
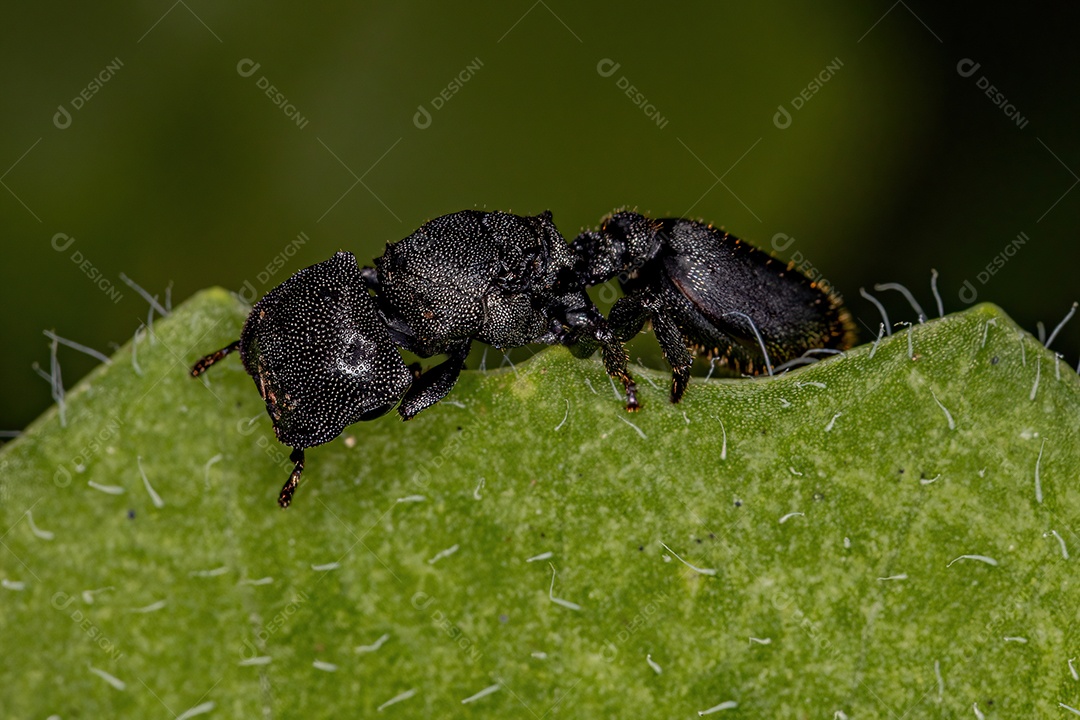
[{"left": 238, "top": 252, "right": 411, "bottom": 449}]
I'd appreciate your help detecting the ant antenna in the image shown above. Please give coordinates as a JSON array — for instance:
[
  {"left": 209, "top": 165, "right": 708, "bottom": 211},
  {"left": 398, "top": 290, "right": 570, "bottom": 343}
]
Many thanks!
[
  {"left": 278, "top": 448, "right": 305, "bottom": 508},
  {"left": 191, "top": 341, "right": 240, "bottom": 377}
]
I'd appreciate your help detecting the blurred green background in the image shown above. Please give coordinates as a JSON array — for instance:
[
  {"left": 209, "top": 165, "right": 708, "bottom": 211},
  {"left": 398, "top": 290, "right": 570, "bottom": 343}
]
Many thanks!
[{"left": 2, "top": 2, "right": 1078, "bottom": 433}]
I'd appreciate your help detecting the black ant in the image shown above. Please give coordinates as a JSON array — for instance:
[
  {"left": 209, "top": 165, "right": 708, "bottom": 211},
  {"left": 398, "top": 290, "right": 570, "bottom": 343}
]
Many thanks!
[{"left": 192, "top": 209, "right": 854, "bottom": 507}]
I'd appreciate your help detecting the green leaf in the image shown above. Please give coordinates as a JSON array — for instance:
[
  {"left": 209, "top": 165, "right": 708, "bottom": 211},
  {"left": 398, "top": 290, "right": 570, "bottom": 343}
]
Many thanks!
[{"left": 2, "top": 288, "right": 1078, "bottom": 717}]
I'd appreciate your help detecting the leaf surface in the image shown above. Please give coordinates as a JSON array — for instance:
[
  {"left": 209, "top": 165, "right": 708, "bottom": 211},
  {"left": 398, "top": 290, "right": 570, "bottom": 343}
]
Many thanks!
[{"left": 1, "top": 289, "right": 1078, "bottom": 717}]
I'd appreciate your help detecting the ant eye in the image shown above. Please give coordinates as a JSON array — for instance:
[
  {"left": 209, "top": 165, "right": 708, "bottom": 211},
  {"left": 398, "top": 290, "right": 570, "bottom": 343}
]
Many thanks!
[{"left": 340, "top": 334, "right": 377, "bottom": 376}]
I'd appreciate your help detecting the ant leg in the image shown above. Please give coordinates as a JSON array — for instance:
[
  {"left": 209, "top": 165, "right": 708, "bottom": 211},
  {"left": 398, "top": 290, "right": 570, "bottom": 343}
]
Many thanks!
[
  {"left": 191, "top": 340, "right": 240, "bottom": 377},
  {"left": 397, "top": 342, "right": 471, "bottom": 420},
  {"left": 612, "top": 292, "right": 692, "bottom": 403},
  {"left": 278, "top": 447, "right": 305, "bottom": 508},
  {"left": 597, "top": 327, "right": 639, "bottom": 412},
  {"left": 554, "top": 320, "right": 598, "bottom": 360},
  {"left": 649, "top": 311, "right": 694, "bottom": 403},
  {"left": 565, "top": 335, "right": 598, "bottom": 360},
  {"left": 607, "top": 296, "right": 649, "bottom": 342},
  {"left": 565, "top": 307, "right": 638, "bottom": 411}
]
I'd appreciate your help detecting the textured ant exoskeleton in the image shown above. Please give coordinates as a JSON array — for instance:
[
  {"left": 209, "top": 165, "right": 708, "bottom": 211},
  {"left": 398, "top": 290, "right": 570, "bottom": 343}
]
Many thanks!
[
  {"left": 192, "top": 210, "right": 637, "bottom": 507},
  {"left": 363, "top": 210, "right": 637, "bottom": 418},
  {"left": 192, "top": 207, "right": 854, "bottom": 508},
  {"left": 191, "top": 252, "right": 413, "bottom": 507},
  {"left": 569, "top": 211, "right": 857, "bottom": 402}
]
